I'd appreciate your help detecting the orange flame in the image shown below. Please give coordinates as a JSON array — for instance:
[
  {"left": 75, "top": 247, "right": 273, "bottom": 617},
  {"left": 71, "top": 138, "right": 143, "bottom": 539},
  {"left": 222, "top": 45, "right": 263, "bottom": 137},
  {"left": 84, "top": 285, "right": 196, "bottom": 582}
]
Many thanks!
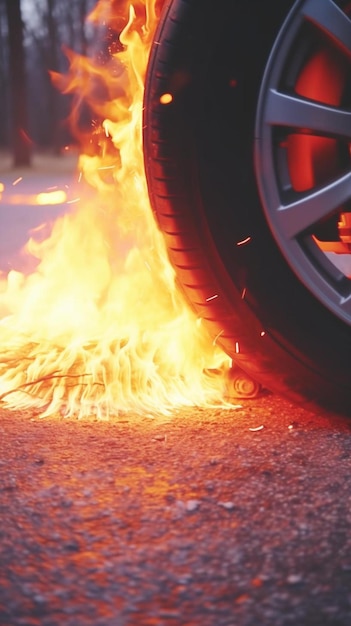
[{"left": 0, "top": 0, "right": 233, "bottom": 418}]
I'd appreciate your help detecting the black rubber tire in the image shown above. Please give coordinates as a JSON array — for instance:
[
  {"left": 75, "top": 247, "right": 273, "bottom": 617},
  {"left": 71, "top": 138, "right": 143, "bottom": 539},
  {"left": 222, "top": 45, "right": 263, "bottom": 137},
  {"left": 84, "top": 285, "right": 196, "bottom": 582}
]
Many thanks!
[{"left": 143, "top": 0, "right": 351, "bottom": 413}]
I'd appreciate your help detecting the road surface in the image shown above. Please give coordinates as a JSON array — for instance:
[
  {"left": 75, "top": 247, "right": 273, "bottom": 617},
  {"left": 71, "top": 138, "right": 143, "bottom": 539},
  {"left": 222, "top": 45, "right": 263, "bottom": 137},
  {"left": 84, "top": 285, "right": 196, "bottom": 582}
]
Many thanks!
[{"left": 1, "top": 393, "right": 351, "bottom": 626}]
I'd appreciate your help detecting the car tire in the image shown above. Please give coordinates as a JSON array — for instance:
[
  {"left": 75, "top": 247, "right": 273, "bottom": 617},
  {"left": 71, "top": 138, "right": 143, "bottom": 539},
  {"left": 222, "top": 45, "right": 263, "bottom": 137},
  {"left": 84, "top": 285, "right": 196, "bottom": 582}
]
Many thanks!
[{"left": 143, "top": 0, "right": 351, "bottom": 412}]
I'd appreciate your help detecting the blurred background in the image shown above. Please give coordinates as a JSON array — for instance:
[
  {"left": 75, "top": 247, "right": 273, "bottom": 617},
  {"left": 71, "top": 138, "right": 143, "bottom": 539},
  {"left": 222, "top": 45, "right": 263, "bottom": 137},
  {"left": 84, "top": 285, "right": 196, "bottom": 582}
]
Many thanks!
[{"left": 0, "top": 0, "right": 100, "bottom": 168}]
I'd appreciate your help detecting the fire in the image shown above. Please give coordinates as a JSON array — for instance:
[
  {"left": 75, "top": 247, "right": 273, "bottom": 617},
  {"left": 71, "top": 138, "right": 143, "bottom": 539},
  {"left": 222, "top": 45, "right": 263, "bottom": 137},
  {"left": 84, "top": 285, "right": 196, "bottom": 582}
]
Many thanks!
[
  {"left": 1, "top": 190, "right": 67, "bottom": 206},
  {"left": 0, "top": 0, "right": 233, "bottom": 418}
]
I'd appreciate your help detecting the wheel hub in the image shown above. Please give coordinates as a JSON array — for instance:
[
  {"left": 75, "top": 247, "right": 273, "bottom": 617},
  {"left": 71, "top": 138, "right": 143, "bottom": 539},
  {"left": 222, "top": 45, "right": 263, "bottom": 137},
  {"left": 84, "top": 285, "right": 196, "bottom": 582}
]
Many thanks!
[{"left": 255, "top": 0, "right": 351, "bottom": 323}]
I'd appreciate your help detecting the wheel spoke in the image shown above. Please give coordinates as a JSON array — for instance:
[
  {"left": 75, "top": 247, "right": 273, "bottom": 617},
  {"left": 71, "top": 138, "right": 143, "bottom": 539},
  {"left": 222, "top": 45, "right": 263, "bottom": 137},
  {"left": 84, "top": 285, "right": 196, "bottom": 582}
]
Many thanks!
[
  {"left": 303, "top": 0, "right": 351, "bottom": 59},
  {"left": 265, "top": 89, "right": 351, "bottom": 140},
  {"left": 277, "top": 171, "right": 351, "bottom": 238}
]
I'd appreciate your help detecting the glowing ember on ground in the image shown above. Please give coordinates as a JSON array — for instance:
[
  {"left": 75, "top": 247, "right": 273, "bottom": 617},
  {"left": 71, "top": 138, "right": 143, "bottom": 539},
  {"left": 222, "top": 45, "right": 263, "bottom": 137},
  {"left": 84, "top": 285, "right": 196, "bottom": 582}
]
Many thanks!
[{"left": 0, "top": 0, "right": 234, "bottom": 419}]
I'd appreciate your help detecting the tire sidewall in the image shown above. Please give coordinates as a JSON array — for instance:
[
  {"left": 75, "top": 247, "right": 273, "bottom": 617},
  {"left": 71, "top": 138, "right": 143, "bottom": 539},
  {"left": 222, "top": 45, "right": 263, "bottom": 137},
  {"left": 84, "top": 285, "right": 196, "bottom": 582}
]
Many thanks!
[{"left": 144, "top": 0, "right": 351, "bottom": 407}]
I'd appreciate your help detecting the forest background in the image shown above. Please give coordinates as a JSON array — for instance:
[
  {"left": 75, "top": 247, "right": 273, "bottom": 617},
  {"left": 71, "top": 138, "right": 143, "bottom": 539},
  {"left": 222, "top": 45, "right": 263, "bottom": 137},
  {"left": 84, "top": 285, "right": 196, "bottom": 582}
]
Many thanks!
[{"left": 0, "top": 0, "right": 101, "bottom": 167}]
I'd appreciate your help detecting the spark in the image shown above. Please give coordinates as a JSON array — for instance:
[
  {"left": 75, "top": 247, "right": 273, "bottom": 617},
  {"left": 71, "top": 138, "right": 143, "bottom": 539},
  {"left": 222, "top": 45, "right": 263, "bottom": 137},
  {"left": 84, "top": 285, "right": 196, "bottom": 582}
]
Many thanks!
[
  {"left": 160, "top": 93, "right": 173, "bottom": 105},
  {"left": 241, "top": 287, "right": 247, "bottom": 300},
  {"left": 236, "top": 236, "right": 251, "bottom": 246},
  {"left": 12, "top": 177, "right": 23, "bottom": 186},
  {"left": 260, "top": 331, "right": 266, "bottom": 337},
  {"left": 249, "top": 425, "right": 264, "bottom": 432},
  {"left": 206, "top": 294, "right": 219, "bottom": 302},
  {"left": 212, "top": 330, "right": 224, "bottom": 346},
  {"left": 66, "top": 198, "right": 81, "bottom": 204},
  {"left": 235, "top": 342, "right": 240, "bottom": 354}
]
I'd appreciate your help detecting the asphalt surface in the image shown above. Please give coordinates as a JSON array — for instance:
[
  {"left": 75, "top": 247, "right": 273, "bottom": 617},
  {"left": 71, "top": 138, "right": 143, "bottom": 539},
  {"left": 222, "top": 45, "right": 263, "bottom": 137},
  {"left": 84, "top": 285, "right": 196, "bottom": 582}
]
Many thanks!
[
  {"left": 0, "top": 153, "right": 77, "bottom": 275},
  {"left": 1, "top": 393, "right": 351, "bottom": 626}
]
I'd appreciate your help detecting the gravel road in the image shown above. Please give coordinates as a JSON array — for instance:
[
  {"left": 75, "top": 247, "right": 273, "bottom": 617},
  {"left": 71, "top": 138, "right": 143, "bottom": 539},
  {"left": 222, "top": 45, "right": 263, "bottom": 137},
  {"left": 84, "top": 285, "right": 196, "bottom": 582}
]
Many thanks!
[{"left": 1, "top": 393, "right": 351, "bottom": 625}]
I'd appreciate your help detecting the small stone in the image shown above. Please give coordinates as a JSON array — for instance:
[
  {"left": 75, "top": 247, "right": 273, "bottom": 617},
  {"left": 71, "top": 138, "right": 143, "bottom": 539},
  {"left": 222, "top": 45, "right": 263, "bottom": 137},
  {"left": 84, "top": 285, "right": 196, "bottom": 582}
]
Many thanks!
[
  {"left": 186, "top": 500, "right": 200, "bottom": 512},
  {"left": 218, "top": 501, "right": 235, "bottom": 511},
  {"left": 33, "top": 594, "right": 46, "bottom": 604},
  {"left": 205, "top": 481, "right": 215, "bottom": 492},
  {"left": 178, "top": 574, "right": 192, "bottom": 585},
  {"left": 152, "top": 434, "right": 166, "bottom": 442},
  {"left": 61, "top": 499, "right": 73, "bottom": 508},
  {"left": 287, "top": 574, "right": 303, "bottom": 585},
  {"left": 165, "top": 494, "right": 175, "bottom": 503},
  {"left": 64, "top": 541, "right": 80, "bottom": 552}
]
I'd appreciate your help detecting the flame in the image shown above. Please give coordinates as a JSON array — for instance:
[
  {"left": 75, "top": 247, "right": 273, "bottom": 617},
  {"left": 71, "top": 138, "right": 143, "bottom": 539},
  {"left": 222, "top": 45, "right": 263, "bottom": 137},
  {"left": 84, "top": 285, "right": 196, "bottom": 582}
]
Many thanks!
[
  {"left": 36, "top": 191, "right": 68, "bottom": 206},
  {"left": 0, "top": 190, "right": 67, "bottom": 206},
  {"left": 0, "top": 0, "right": 233, "bottom": 418}
]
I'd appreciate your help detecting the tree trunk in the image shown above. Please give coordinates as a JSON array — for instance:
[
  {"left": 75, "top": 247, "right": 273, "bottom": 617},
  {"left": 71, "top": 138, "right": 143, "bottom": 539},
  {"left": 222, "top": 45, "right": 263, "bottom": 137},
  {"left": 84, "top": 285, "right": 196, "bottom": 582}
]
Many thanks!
[
  {"left": 46, "top": 0, "right": 62, "bottom": 154},
  {"left": 5, "top": 0, "right": 31, "bottom": 167},
  {"left": 79, "top": 0, "right": 88, "bottom": 56}
]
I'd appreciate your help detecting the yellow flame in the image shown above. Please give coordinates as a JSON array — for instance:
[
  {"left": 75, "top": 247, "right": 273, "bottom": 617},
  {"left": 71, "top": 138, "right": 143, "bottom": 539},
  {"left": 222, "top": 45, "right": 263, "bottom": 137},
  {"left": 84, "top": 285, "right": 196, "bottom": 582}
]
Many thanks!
[
  {"left": 36, "top": 190, "right": 68, "bottom": 205},
  {"left": 1, "top": 190, "right": 67, "bottom": 206},
  {"left": 0, "top": 0, "right": 233, "bottom": 418}
]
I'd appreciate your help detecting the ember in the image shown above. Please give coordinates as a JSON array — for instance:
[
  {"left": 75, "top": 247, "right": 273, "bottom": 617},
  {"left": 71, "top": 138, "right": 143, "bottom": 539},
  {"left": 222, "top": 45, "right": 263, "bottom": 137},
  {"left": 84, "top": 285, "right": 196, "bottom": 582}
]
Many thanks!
[{"left": 0, "top": 0, "right": 234, "bottom": 418}]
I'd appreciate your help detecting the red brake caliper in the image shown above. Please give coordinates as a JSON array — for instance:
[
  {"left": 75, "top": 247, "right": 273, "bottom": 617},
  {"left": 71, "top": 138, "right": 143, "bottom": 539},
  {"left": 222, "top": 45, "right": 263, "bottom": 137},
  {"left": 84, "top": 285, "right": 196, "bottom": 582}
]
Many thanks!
[{"left": 287, "top": 45, "right": 351, "bottom": 254}]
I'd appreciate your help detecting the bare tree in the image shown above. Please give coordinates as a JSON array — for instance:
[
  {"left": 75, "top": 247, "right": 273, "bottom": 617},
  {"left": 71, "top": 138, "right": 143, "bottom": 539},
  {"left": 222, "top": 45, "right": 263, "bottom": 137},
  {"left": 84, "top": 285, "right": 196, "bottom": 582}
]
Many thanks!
[
  {"left": 0, "top": 1, "right": 9, "bottom": 147},
  {"left": 24, "top": 0, "right": 97, "bottom": 152},
  {"left": 4, "top": 0, "right": 31, "bottom": 166},
  {"left": 0, "top": 0, "right": 99, "bottom": 156}
]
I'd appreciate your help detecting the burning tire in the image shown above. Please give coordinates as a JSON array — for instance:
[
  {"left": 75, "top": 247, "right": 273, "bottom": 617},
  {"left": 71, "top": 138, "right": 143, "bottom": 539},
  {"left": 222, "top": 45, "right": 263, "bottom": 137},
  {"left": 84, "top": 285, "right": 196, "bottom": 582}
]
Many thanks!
[{"left": 143, "top": 0, "right": 351, "bottom": 411}]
